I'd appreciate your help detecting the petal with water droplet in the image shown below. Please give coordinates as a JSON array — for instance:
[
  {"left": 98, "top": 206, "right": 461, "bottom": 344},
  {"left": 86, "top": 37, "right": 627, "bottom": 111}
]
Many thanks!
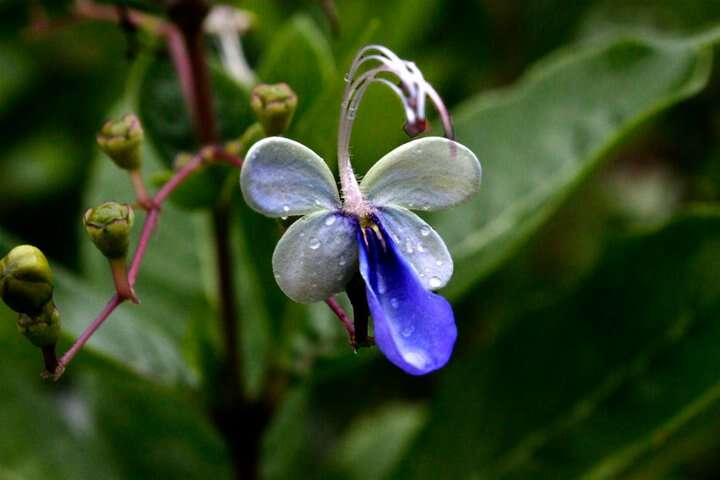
[
  {"left": 375, "top": 206, "right": 453, "bottom": 290},
  {"left": 272, "top": 210, "right": 357, "bottom": 303},
  {"left": 358, "top": 223, "right": 456, "bottom": 375},
  {"left": 241, "top": 137, "right": 341, "bottom": 217},
  {"left": 360, "top": 137, "right": 481, "bottom": 211}
]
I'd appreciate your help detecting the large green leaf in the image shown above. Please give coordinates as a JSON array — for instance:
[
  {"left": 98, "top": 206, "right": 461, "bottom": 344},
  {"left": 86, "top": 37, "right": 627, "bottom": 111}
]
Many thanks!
[
  {"left": 395, "top": 209, "right": 720, "bottom": 479},
  {"left": 0, "top": 304, "right": 230, "bottom": 479},
  {"left": 432, "top": 32, "right": 720, "bottom": 298}
]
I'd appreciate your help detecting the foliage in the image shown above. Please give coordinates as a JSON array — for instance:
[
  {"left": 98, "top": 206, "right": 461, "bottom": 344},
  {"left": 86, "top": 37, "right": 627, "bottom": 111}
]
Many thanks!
[{"left": 1, "top": 0, "right": 720, "bottom": 478}]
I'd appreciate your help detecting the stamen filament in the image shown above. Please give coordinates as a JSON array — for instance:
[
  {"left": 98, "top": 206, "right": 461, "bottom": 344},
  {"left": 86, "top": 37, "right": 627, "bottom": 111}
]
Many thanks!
[{"left": 337, "top": 45, "right": 456, "bottom": 215}]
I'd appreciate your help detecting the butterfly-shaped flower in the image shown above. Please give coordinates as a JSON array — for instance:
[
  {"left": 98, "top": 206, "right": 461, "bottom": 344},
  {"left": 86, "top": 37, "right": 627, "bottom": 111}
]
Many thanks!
[{"left": 239, "top": 46, "right": 482, "bottom": 375}]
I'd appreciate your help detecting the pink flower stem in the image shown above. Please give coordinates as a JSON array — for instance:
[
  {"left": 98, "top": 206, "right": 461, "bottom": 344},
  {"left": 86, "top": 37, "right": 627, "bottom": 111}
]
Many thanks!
[
  {"left": 57, "top": 294, "right": 121, "bottom": 374},
  {"left": 53, "top": 149, "right": 241, "bottom": 380},
  {"left": 325, "top": 297, "right": 356, "bottom": 347}
]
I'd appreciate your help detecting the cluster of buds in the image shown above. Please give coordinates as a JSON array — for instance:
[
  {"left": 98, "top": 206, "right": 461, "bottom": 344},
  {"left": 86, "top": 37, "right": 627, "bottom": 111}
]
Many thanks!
[{"left": 0, "top": 245, "right": 61, "bottom": 373}]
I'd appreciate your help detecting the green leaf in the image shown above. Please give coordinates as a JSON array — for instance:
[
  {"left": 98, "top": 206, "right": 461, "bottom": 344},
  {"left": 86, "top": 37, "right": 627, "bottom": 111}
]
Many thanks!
[
  {"left": 395, "top": 209, "right": 720, "bottom": 479},
  {"left": 258, "top": 14, "right": 336, "bottom": 120},
  {"left": 0, "top": 305, "right": 230, "bottom": 479},
  {"left": 432, "top": 34, "right": 720, "bottom": 298}
]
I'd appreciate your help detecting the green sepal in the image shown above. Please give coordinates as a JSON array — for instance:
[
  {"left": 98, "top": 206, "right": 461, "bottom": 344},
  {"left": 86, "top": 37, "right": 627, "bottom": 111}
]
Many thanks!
[
  {"left": 84, "top": 202, "right": 135, "bottom": 260},
  {"left": 96, "top": 113, "right": 144, "bottom": 171},
  {"left": 0, "top": 245, "right": 53, "bottom": 315},
  {"left": 251, "top": 83, "right": 298, "bottom": 136},
  {"left": 17, "top": 301, "right": 61, "bottom": 348}
]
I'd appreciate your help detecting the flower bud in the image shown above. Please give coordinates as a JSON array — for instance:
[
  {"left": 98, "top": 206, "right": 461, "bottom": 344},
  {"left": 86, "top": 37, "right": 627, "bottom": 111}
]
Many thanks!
[
  {"left": 96, "top": 113, "right": 144, "bottom": 170},
  {"left": 250, "top": 83, "right": 298, "bottom": 136},
  {"left": 17, "top": 301, "right": 61, "bottom": 348},
  {"left": 84, "top": 202, "right": 135, "bottom": 260},
  {"left": 0, "top": 245, "right": 53, "bottom": 315}
]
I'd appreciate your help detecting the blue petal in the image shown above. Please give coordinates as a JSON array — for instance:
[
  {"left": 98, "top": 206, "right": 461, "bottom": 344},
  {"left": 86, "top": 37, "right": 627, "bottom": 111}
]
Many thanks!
[{"left": 357, "top": 222, "right": 457, "bottom": 375}]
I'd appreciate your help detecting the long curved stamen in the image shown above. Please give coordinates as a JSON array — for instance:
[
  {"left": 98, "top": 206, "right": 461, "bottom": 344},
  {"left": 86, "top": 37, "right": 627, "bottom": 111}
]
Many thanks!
[{"left": 337, "top": 45, "right": 455, "bottom": 215}]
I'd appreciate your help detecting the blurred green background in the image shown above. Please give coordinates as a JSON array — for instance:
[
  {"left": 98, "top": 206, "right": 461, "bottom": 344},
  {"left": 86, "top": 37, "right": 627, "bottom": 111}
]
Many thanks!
[{"left": 2, "top": 0, "right": 720, "bottom": 478}]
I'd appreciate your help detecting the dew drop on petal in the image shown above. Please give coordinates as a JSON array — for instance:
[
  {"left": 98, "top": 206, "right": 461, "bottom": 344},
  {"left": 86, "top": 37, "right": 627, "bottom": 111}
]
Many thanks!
[
  {"left": 309, "top": 238, "right": 321, "bottom": 250},
  {"left": 420, "top": 226, "right": 431, "bottom": 237},
  {"left": 417, "top": 243, "right": 426, "bottom": 253},
  {"left": 390, "top": 297, "right": 400, "bottom": 309},
  {"left": 282, "top": 205, "right": 290, "bottom": 212},
  {"left": 339, "top": 258, "right": 346, "bottom": 266},
  {"left": 324, "top": 215, "right": 336, "bottom": 226},
  {"left": 378, "top": 278, "right": 387, "bottom": 294},
  {"left": 401, "top": 325, "right": 415, "bottom": 337},
  {"left": 281, "top": 216, "right": 288, "bottom": 221},
  {"left": 405, "top": 241, "right": 414, "bottom": 254},
  {"left": 429, "top": 276, "right": 442, "bottom": 289},
  {"left": 435, "top": 260, "right": 443, "bottom": 267}
]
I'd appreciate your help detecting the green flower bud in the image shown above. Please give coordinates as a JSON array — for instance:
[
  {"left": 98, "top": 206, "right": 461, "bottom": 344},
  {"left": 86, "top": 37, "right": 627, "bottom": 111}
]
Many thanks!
[
  {"left": 17, "top": 301, "right": 61, "bottom": 348},
  {"left": 97, "top": 113, "right": 144, "bottom": 170},
  {"left": 251, "top": 83, "right": 298, "bottom": 136},
  {"left": 84, "top": 202, "right": 135, "bottom": 259},
  {"left": 0, "top": 245, "right": 53, "bottom": 315}
]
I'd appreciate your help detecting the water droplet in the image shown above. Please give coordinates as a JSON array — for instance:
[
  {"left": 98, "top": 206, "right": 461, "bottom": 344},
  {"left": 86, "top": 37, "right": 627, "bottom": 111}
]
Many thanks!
[
  {"left": 417, "top": 243, "right": 426, "bottom": 253},
  {"left": 429, "top": 277, "right": 442, "bottom": 289},
  {"left": 281, "top": 216, "right": 288, "bottom": 221},
  {"left": 343, "top": 72, "right": 351, "bottom": 82},
  {"left": 435, "top": 260, "right": 443, "bottom": 266},
  {"left": 401, "top": 325, "right": 415, "bottom": 337},
  {"left": 339, "top": 258, "right": 346, "bottom": 266},
  {"left": 390, "top": 297, "right": 400, "bottom": 309},
  {"left": 407, "top": 202, "right": 415, "bottom": 208},
  {"left": 405, "top": 241, "right": 414, "bottom": 254},
  {"left": 324, "top": 215, "right": 337, "bottom": 226},
  {"left": 282, "top": 205, "right": 290, "bottom": 212},
  {"left": 300, "top": 232, "right": 305, "bottom": 237},
  {"left": 378, "top": 279, "right": 387, "bottom": 294},
  {"left": 420, "top": 227, "right": 431, "bottom": 237},
  {"left": 314, "top": 198, "right": 323, "bottom": 206},
  {"left": 309, "top": 238, "right": 321, "bottom": 250}
]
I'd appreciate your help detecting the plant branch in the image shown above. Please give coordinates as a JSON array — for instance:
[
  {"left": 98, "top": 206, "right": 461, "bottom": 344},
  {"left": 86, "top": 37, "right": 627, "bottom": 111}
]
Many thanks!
[
  {"left": 325, "top": 297, "right": 355, "bottom": 346},
  {"left": 53, "top": 148, "right": 243, "bottom": 379}
]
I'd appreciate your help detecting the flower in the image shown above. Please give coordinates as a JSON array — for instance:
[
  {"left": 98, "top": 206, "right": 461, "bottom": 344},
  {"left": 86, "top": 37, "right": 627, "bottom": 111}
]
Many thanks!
[{"left": 239, "top": 45, "right": 482, "bottom": 375}]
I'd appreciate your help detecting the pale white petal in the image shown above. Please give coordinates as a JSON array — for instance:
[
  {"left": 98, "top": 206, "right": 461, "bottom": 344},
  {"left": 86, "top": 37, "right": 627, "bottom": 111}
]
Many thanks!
[
  {"left": 272, "top": 210, "right": 358, "bottom": 303},
  {"left": 361, "top": 137, "right": 481, "bottom": 211},
  {"left": 241, "top": 137, "right": 340, "bottom": 217}
]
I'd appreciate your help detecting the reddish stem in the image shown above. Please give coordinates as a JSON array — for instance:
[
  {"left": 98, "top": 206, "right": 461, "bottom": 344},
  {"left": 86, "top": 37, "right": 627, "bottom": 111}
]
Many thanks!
[
  {"left": 58, "top": 294, "right": 121, "bottom": 370},
  {"left": 325, "top": 297, "right": 355, "bottom": 346},
  {"left": 53, "top": 149, "right": 241, "bottom": 379},
  {"left": 129, "top": 170, "right": 151, "bottom": 209}
]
